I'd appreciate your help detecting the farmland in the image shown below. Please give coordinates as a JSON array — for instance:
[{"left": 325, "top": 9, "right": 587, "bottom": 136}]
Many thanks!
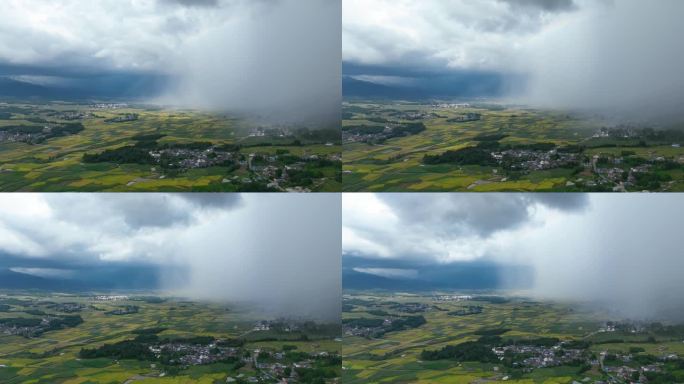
[
  {"left": 342, "top": 101, "right": 684, "bottom": 192},
  {"left": 0, "top": 101, "right": 341, "bottom": 192},
  {"left": 0, "top": 292, "right": 341, "bottom": 384},
  {"left": 343, "top": 292, "right": 684, "bottom": 384}
]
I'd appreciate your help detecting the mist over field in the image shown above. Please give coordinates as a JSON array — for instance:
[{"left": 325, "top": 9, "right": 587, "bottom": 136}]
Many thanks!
[
  {"left": 163, "top": 0, "right": 341, "bottom": 127},
  {"left": 169, "top": 193, "right": 342, "bottom": 321},
  {"left": 343, "top": 0, "right": 684, "bottom": 123},
  {"left": 343, "top": 193, "right": 684, "bottom": 321},
  {"left": 519, "top": 0, "right": 684, "bottom": 123},
  {"left": 0, "top": 194, "right": 341, "bottom": 321}
]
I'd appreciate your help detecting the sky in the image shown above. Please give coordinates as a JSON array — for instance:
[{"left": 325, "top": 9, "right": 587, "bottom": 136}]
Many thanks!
[
  {"left": 0, "top": 193, "right": 341, "bottom": 321},
  {"left": 0, "top": 0, "right": 341, "bottom": 125},
  {"left": 343, "top": 193, "right": 684, "bottom": 320},
  {"left": 343, "top": 0, "right": 684, "bottom": 121}
]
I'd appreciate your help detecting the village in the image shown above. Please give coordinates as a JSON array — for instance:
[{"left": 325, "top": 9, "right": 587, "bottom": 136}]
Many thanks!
[
  {"left": 342, "top": 122, "right": 426, "bottom": 144},
  {"left": 490, "top": 147, "right": 581, "bottom": 172},
  {"left": 0, "top": 121, "right": 84, "bottom": 144},
  {"left": 149, "top": 146, "right": 339, "bottom": 192},
  {"left": 142, "top": 336, "right": 337, "bottom": 383},
  {"left": 0, "top": 314, "right": 83, "bottom": 338},
  {"left": 104, "top": 113, "right": 138, "bottom": 123},
  {"left": 492, "top": 341, "right": 587, "bottom": 371}
]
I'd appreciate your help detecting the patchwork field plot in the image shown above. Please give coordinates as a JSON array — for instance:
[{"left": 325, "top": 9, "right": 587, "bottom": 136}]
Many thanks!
[
  {"left": 342, "top": 101, "right": 684, "bottom": 192},
  {"left": 0, "top": 292, "right": 341, "bottom": 384},
  {"left": 0, "top": 101, "right": 341, "bottom": 192},
  {"left": 343, "top": 292, "right": 684, "bottom": 384}
]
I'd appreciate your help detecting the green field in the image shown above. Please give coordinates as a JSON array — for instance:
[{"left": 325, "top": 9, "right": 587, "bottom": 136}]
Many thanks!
[
  {"left": 0, "top": 292, "right": 341, "bottom": 384},
  {"left": 342, "top": 292, "right": 684, "bottom": 384},
  {"left": 0, "top": 101, "right": 341, "bottom": 192},
  {"left": 342, "top": 101, "right": 684, "bottom": 192}
]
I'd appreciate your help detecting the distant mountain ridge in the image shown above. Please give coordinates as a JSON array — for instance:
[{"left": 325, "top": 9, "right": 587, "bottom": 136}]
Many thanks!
[
  {"left": 0, "top": 72, "right": 168, "bottom": 100},
  {"left": 0, "top": 269, "right": 83, "bottom": 290},
  {"left": 343, "top": 256, "right": 534, "bottom": 291},
  {"left": 342, "top": 64, "right": 523, "bottom": 100},
  {"left": 0, "top": 266, "right": 170, "bottom": 292}
]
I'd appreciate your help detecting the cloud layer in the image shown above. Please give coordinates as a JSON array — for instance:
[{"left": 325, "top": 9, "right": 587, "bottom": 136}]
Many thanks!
[
  {"left": 344, "top": 0, "right": 684, "bottom": 121},
  {"left": 0, "top": 0, "right": 341, "bottom": 125},
  {"left": 343, "top": 0, "right": 579, "bottom": 71},
  {"left": 343, "top": 193, "right": 588, "bottom": 263},
  {"left": 343, "top": 193, "right": 684, "bottom": 320},
  {"left": 0, "top": 193, "right": 341, "bottom": 320}
]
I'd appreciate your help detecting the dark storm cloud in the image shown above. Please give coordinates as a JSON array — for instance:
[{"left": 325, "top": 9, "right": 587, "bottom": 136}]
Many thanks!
[
  {"left": 0, "top": 194, "right": 341, "bottom": 320},
  {"left": 525, "top": 194, "right": 589, "bottom": 212},
  {"left": 46, "top": 194, "right": 242, "bottom": 230},
  {"left": 345, "top": 1, "right": 684, "bottom": 123},
  {"left": 522, "top": 0, "right": 684, "bottom": 123},
  {"left": 1, "top": 1, "right": 341, "bottom": 126},
  {"left": 344, "top": 193, "right": 684, "bottom": 321},
  {"left": 166, "top": 0, "right": 341, "bottom": 127},
  {"left": 168, "top": 193, "right": 342, "bottom": 321},
  {"left": 159, "top": 0, "right": 221, "bottom": 7},
  {"left": 176, "top": 193, "right": 243, "bottom": 209},
  {"left": 377, "top": 194, "right": 588, "bottom": 238},
  {"left": 498, "top": 0, "right": 577, "bottom": 12}
]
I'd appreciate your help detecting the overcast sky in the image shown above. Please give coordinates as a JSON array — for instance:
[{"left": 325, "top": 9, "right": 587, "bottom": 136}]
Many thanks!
[
  {"left": 343, "top": 0, "right": 684, "bottom": 119},
  {"left": 343, "top": 193, "right": 684, "bottom": 320},
  {"left": 0, "top": 0, "right": 341, "bottom": 125},
  {"left": 0, "top": 193, "right": 341, "bottom": 320}
]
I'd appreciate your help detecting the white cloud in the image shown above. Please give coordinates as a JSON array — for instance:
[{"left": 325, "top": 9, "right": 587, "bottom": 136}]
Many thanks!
[
  {"left": 343, "top": 193, "right": 684, "bottom": 320},
  {"left": 344, "top": 1, "right": 684, "bottom": 121},
  {"left": 342, "top": 193, "right": 586, "bottom": 263},
  {"left": 0, "top": 0, "right": 253, "bottom": 71},
  {"left": 0, "top": 193, "right": 341, "bottom": 320},
  {"left": 343, "top": 0, "right": 583, "bottom": 71},
  {"left": 0, "top": 1, "right": 342, "bottom": 124}
]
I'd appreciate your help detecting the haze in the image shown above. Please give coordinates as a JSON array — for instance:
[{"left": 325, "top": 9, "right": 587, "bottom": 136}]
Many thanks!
[
  {"left": 0, "top": 0, "right": 341, "bottom": 126},
  {"left": 343, "top": 193, "right": 684, "bottom": 321},
  {"left": 0, "top": 193, "right": 341, "bottom": 321},
  {"left": 343, "top": 0, "right": 684, "bottom": 123}
]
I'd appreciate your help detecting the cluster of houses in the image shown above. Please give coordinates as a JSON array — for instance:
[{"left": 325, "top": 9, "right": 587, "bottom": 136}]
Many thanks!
[
  {"left": 493, "top": 343, "right": 586, "bottom": 370},
  {"left": 342, "top": 126, "right": 388, "bottom": 144},
  {"left": 252, "top": 320, "right": 303, "bottom": 334},
  {"left": 145, "top": 145, "right": 337, "bottom": 191},
  {"left": 0, "top": 123, "right": 60, "bottom": 144},
  {"left": 93, "top": 295, "right": 129, "bottom": 301},
  {"left": 391, "top": 111, "right": 433, "bottom": 121},
  {"left": 433, "top": 103, "right": 470, "bottom": 109},
  {"left": 434, "top": 295, "right": 473, "bottom": 302},
  {"left": 149, "top": 147, "right": 237, "bottom": 170},
  {"left": 53, "top": 111, "right": 91, "bottom": 120},
  {"left": 91, "top": 103, "right": 129, "bottom": 110},
  {"left": 0, "top": 318, "right": 48, "bottom": 338},
  {"left": 391, "top": 303, "right": 431, "bottom": 313},
  {"left": 491, "top": 148, "right": 580, "bottom": 172},
  {"left": 0, "top": 130, "right": 35, "bottom": 143},
  {"left": 105, "top": 113, "right": 138, "bottom": 123},
  {"left": 105, "top": 305, "right": 139, "bottom": 315},
  {"left": 599, "top": 350, "right": 674, "bottom": 384},
  {"left": 48, "top": 302, "right": 84, "bottom": 313},
  {"left": 448, "top": 112, "right": 481, "bottom": 123},
  {"left": 146, "top": 338, "right": 334, "bottom": 384},
  {"left": 343, "top": 317, "right": 400, "bottom": 339},
  {"left": 592, "top": 127, "right": 641, "bottom": 139},
  {"left": 149, "top": 340, "right": 240, "bottom": 367},
  {"left": 247, "top": 127, "right": 293, "bottom": 138},
  {"left": 342, "top": 124, "right": 415, "bottom": 144},
  {"left": 343, "top": 321, "right": 385, "bottom": 339}
]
